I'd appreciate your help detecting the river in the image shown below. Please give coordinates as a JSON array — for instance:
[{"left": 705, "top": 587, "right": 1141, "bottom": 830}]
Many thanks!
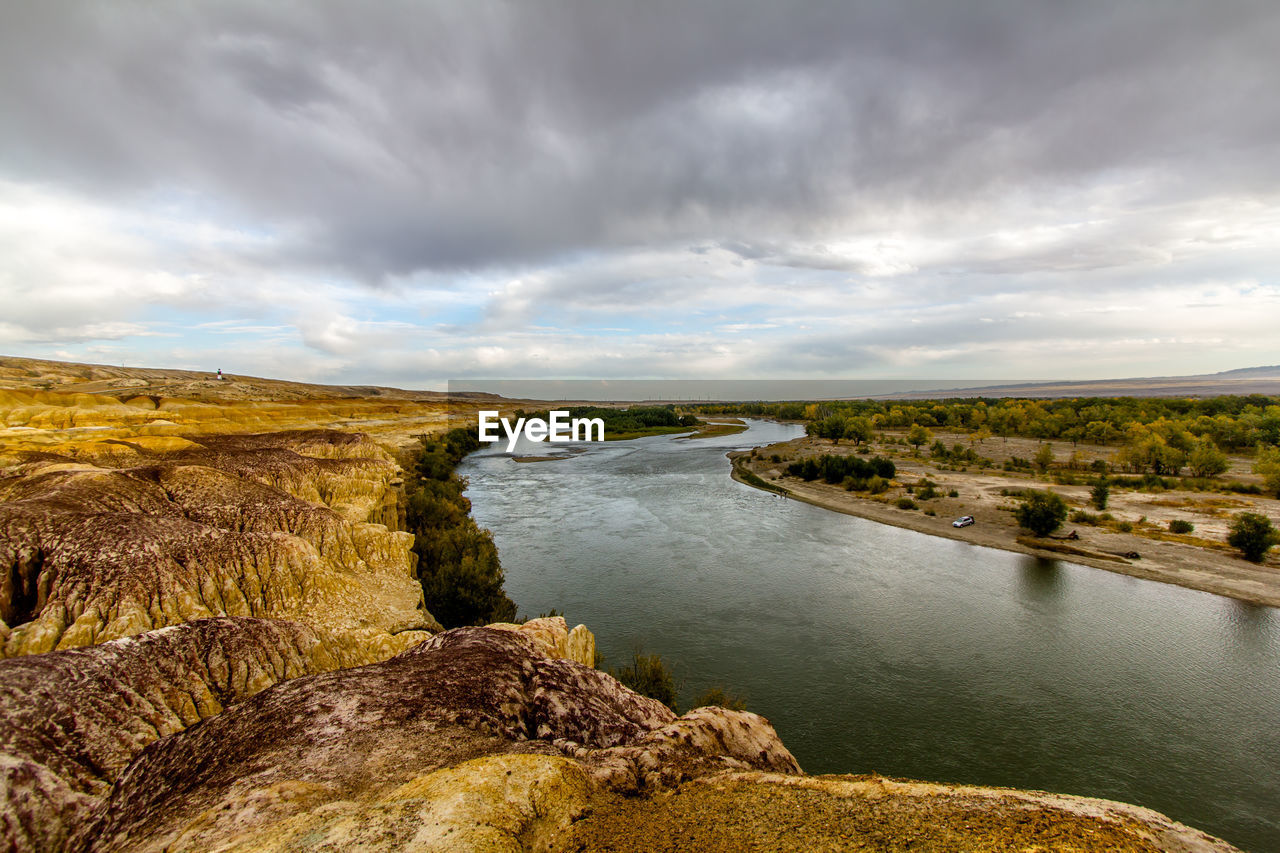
[{"left": 459, "top": 419, "right": 1280, "bottom": 851}]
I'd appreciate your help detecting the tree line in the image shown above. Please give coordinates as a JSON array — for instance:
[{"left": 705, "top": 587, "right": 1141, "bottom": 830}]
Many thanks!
[
  {"left": 693, "top": 395, "right": 1280, "bottom": 450},
  {"left": 787, "top": 454, "right": 895, "bottom": 485},
  {"left": 516, "top": 404, "right": 697, "bottom": 436},
  {"left": 404, "top": 427, "right": 518, "bottom": 628}
]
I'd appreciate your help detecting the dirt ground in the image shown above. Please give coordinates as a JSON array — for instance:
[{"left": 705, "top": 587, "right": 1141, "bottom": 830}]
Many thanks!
[{"left": 737, "top": 431, "right": 1280, "bottom": 608}]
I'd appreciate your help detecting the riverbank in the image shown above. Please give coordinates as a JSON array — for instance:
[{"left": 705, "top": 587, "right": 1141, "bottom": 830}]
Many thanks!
[{"left": 733, "top": 434, "right": 1280, "bottom": 608}]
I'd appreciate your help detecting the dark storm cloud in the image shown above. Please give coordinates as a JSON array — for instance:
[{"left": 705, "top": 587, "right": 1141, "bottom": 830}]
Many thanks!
[{"left": 3, "top": 0, "right": 1279, "bottom": 281}]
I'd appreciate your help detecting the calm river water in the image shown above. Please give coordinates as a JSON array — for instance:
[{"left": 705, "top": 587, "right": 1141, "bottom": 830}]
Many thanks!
[{"left": 460, "top": 419, "right": 1280, "bottom": 851}]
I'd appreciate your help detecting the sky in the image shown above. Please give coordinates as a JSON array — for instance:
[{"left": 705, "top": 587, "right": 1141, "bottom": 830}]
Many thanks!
[{"left": 2, "top": 1, "right": 1279, "bottom": 388}]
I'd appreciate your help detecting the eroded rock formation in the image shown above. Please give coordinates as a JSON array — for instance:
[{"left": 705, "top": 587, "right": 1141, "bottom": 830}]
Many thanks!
[
  {"left": 3, "top": 620, "right": 1236, "bottom": 853},
  {"left": 0, "top": 617, "right": 384, "bottom": 850},
  {"left": 0, "top": 430, "right": 436, "bottom": 657}
]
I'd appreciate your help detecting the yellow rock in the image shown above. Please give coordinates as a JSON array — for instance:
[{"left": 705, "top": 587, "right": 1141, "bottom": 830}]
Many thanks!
[
  {"left": 487, "top": 616, "right": 597, "bottom": 667},
  {"left": 159, "top": 752, "right": 592, "bottom": 852},
  {"left": 1, "top": 430, "right": 441, "bottom": 658}
]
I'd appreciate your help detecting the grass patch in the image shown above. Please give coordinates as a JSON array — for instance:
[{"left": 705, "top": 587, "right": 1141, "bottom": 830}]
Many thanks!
[
  {"left": 605, "top": 425, "right": 695, "bottom": 441},
  {"left": 608, "top": 649, "right": 679, "bottom": 711},
  {"left": 691, "top": 685, "right": 748, "bottom": 711},
  {"left": 734, "top": 460, "right": 789, "bottom": 495},
  {"left": 683, "top": 420, "right": 749, "bottom": 440}
]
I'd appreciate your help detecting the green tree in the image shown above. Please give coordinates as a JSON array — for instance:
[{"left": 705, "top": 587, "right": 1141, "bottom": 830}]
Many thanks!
[
  {"left": 1033, "top": 443, "right": 1055, "bottom": 474},
  {"left": 843, "top": 416, "right": 873, "bottom": 445},
  {"left": 1084, "top": 420, "right": 1121, "bottom": 445},
  {"left": 1187, "top": 437, "right": 1230, "bottom": 478},
  {"left": 406, "top": 432, "right": 518, "bottom": 628},
  {"left": 1254, "top": 445, "right": 1280, "bottom": 498},
  {"left": 906, "top": 424, "right": 931, "bottom": 454},
  {"left": 1015, "top": 490, "right": 1069, "bottom": 537},
  {"left": 1226, "top": 512, "right": 1279, "bottom": 563},
  {"left": 809, "top": 414, "right": 848, "bottom": 443},
  {"left": 1118, "top": 434, "right": 1185, "bottom": 475},
  {"left": 1090, "top": 478, "right": 1110, "bottom": 510}
]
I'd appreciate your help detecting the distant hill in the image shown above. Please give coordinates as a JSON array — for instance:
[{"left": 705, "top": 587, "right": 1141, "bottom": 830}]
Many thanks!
[
  {"left": 4, "top": 354, "right": 1279, "bottom": 403},
  {"left": 876, "top": 367, "right": 1280, "bottom": 400},
  {"left": 1213, "top": 365, "right": 1280, "bottom": 379},
  {"left": 0, "top": 355, "right": 483, "bottom": 403}
]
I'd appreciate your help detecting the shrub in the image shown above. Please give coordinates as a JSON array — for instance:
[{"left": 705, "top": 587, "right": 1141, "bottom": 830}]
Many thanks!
[
  {"left": 407, "top": 430, "right": 517, "bottom": 628},
  {"left": 1090, "top": 478, "right": 1110, "bottom": 510},
  {"left": 917, "top": 485, "right": 939, "bottom": 501},
  {"left": 1227, "top": 512, "right": 1279, "bottom": 563},
  {"left": 610, "top": 650, "right": 679, "bottom": 711},
  {"left": 1117, "top": 521, "right": 1133, "bottom": 533},
  {"left": 948, "top": 489, "right": 960, "bottom": 498},
  {"left": 1254, "top": 446, "right": 1280, "bottom": 498},
  {"left": 1168, "top": 519, "right": 1195, "bottom": 534},
  {"left": 738, "top": 466, "right": 786, "bottom": 495},
  {"left": 692, "top": 686, "right": 746, "bottom": 711},
  {"left": 1014, "top": 490, "right": 1068, "bottom": 537},
  {"left": 787, "top": 454, "right": 895, "bottom": 484},
  {"left": 896, "top": 497, "right": 918, "bottom": 510},
  {"left": 1070, "top": 510, "right": 1100, "bottom": 525},
  {"left": 1188, "top": 437, "right": 1230, "bottom": 478}
]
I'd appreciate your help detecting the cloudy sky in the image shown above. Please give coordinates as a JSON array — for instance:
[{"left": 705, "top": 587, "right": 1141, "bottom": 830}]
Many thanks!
[{"left": 2, "top": 1, "right": 1278, "bottom": 387}]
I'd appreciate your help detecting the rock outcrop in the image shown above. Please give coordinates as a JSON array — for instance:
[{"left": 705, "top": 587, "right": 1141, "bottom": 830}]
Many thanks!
[
  {"left": 0, "top": 617, "right": 385, "bottom": 851},
  {"left": 2, "top": 621, "right": 1234, "bottom": 853},
  {"left": 0, "top": 622, "right": 791, "bottom": 852},
  {"left": 0, "top": 430, "right": 436, "bottom": 657}
]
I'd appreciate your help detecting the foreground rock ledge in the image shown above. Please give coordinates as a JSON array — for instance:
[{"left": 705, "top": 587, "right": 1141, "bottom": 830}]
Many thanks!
[{"left": 0, "top": 619, "right": 1237, "bottom": 852}]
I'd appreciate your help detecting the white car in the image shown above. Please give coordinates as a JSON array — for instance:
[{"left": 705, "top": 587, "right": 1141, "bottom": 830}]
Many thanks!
[{"left": 952, "top": 515, "right": 975, "bottom": 528}]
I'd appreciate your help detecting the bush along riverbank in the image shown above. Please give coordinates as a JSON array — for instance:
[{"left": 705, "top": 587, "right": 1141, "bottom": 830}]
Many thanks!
[{"left": 405, "top": 428, "right": 518, "bottom": 627}]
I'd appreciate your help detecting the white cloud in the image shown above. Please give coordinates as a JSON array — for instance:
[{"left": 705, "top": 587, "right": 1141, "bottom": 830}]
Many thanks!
[{"left": 2, "top": 4, "right": 1278, "bottom": 382}]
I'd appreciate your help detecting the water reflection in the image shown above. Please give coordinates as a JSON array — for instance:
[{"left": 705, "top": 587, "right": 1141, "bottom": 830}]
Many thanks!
[{"left": 1017, "top": 556, "right": 1065, "bottom": 599}]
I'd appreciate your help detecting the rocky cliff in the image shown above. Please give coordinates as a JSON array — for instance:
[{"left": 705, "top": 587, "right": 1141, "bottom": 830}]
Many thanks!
[
  {"left": 0, "top": 617, "right": 375, "bottom": 849},
  {"left": 0, "top": 429, "right": 435, "bottom": 657}
]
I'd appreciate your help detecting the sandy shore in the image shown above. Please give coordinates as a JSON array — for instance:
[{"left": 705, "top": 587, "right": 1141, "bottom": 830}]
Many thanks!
[{"left": 732, "top": 434, "right": 1280, "bottom": 609}]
